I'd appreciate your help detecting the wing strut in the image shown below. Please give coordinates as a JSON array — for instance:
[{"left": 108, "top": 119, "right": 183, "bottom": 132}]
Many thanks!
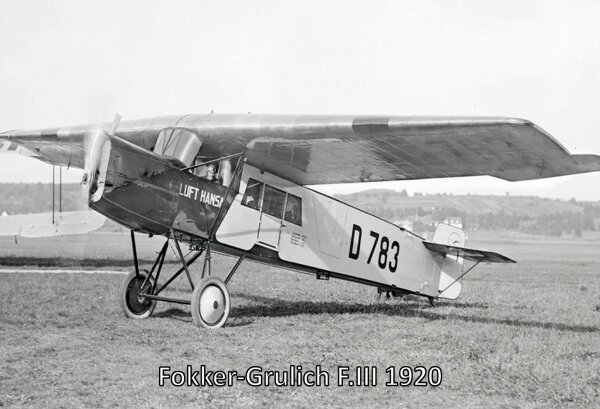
[
  {"left": 59, "top": 166, "right": 62, "bottom": 213},
  {"left": 182, "top": 152, "right": 245, "bottom": 172},
  {"left": 51, "top": 165, "right": 63, "bottom": 225},
  {"left": 52, "top": 165, "right": 55, "bottom": 224}
]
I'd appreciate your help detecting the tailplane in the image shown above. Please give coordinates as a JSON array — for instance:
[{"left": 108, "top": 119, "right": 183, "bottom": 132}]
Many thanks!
[{"left": 424, "top": 223, "right": 515, "bottom": 300}]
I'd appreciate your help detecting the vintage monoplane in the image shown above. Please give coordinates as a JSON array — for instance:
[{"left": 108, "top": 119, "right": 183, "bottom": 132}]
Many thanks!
[{"left": 2, "top": 114, "right": 599, "bottom": 328}]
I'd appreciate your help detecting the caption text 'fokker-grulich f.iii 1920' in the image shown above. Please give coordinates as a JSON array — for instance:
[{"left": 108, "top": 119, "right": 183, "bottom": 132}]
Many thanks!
[{"left": 2, "top": 114, "right": 600, "bottom": 328}]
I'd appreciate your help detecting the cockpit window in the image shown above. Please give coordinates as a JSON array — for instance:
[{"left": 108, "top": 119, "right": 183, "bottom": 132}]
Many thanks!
[
  {"left": 262, "top": 185, "right": 286, "bottom": 219},
  {"left": 242, "top": 178, "right": 263, "bottom": 210},
  {"left": 284, "top": 194, "right": 302, "bottom": 226},
  {"left": 242, "top": 179, "right": 302, "bottom": 225}
]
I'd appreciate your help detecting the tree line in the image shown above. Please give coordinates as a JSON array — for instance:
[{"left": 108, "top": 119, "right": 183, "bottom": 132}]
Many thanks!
[
  {"left": 0, "top": 183, "right": 85, "bottom": 214},
  {"left": 361, "top": 204, "right": 600, "bottom": 237}
]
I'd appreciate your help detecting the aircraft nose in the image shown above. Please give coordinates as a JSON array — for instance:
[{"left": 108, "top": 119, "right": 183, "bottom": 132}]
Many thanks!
[{"left": 82, "top": 129, "right": 110, "bottom": 203}]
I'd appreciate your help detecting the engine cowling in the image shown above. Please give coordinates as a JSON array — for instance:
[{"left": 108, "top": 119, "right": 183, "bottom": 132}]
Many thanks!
[{"left": 87, "top": 133, "right": 231, "bottom": 238}]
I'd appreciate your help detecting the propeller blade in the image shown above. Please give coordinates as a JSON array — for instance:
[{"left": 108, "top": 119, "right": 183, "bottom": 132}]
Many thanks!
[{"left": 81, "top": 128, "right": 110, "bottom": 203}]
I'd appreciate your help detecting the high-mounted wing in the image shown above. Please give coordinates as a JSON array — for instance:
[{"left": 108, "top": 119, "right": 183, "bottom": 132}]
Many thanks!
[
  {"left": 188, "top": 115, "right": 600, "bottom": 185},
  {"left": 3, "top": 114, "right": 600, "bottom": 185},
  {"left": 0, "top": 138, "right": 39, "bottom": 159},
  {"left": 0, "top": 115, "right": 181, "bottom": 169}
]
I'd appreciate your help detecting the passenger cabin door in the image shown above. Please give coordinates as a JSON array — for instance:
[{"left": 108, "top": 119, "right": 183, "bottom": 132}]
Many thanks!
[{"left": 257, "top": 185, "right": 286, "bottom": 249}]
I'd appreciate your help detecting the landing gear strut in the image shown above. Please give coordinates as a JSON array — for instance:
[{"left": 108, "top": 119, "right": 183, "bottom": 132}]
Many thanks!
[{"left": 119, "top": 231, "right": 245, "bottom": 328}]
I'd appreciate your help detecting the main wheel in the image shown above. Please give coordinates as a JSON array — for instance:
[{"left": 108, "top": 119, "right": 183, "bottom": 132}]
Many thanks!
[
  {"left": 120, "top": 270, "right": 157, "bottom": 319},
  {"left": 191, "top": 277, "right": 230, "bottom": 328}
]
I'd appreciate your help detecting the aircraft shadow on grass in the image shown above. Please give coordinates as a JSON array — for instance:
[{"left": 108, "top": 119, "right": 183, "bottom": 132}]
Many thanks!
[
  {"left": 153, "top": 308, "right": 189, "bottom": 320},
  {"left": 152, "top": 293, "right": 598, "bottom": 334}
]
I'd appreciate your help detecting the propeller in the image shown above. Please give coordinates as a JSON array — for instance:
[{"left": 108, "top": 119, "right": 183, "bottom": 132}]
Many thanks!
[{"left": 81, "top": 115, "right": 119, "bottom": 203}]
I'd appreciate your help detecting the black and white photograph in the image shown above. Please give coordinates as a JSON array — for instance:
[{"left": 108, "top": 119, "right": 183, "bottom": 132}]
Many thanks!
[{"left": 1, "top": 1, "right": 599, "bottom": 407}]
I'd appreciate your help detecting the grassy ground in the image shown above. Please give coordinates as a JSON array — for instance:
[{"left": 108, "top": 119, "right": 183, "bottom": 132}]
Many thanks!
[{"left": 0, "top": 234, "right": 599, "bottom": 408}]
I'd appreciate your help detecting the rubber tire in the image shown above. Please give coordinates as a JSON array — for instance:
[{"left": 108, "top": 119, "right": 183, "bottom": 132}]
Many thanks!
[
  {"left": 191, "top": 277, "right": 230, "bottom": 329},
  {"left": 120, "top": 270, "right": 157, "bottom": 319}
]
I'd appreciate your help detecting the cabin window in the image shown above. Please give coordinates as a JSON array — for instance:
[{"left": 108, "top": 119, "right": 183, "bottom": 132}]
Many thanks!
[
  {"left": 262, "top": 185, "right": 286, "bottom": 218},
  {"left": 284, "top": 194, "right": 302, "bottom": 226},
  {"left": 242, "top": 178, "right": 263, "bottom": 210}
]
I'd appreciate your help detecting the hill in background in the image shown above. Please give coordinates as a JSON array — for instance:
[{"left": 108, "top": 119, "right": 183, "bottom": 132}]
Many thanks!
[
  {"left": 335, "top": 189, "right": 600, "bottom": 237},
  {"left": 335, "top": 189, "right": 586, "bottom": 217},
  {"left": 1, "top": 183, "right": 599, "bottom": 237}
]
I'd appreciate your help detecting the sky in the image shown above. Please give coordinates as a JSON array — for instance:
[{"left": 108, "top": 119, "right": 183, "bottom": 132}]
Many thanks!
[{"left": 1, "top": 0, "right": 600, "bottom": 200}]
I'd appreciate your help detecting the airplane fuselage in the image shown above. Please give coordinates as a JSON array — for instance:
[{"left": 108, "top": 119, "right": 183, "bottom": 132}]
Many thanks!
[
  {"left": 217, "top": 165, "right": 448, "bottom": 298},
  {"left": 87, "top": 133, "right": 457, "bottom": 298}
]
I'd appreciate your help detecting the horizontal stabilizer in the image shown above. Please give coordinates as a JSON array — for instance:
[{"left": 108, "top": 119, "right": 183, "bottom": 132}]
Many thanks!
[
  {"left": 423, "top": 241, "right": 516, "bottom": 264},
  {"left": 0, "top": 210, "right": 105, "bottom": 237}
]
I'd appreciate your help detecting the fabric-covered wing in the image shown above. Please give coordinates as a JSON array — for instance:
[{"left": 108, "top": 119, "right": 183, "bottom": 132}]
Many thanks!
[
  {"left": 0, "top": 127, "right": 89, "bottom": 168},
  {"left": 0, "top": 115, "right": 182, "bottom": 169},
  {"left": 0, "top": 138, "right": 40, "bottom": 159},
  {"left": 187, "top": 115, "right": 600, "bottom": 185},
  {"left": 3, "top": 114, "right": 600, "bottom": 186}
]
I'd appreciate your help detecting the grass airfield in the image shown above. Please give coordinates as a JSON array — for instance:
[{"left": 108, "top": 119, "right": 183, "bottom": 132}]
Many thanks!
[{"left": 0, "top": 233, "right": 599, "bottom": 408}]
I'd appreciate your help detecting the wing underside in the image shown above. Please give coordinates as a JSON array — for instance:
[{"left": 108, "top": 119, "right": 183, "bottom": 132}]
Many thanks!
[{"left": 3, "top": 114, "right": 600, "bottom": 186}]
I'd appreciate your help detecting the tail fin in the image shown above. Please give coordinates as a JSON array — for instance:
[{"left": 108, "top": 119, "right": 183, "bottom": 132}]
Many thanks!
[
  {"left": 432, "top": 222, "right": 465, "bottom": 248},
  {"left": 431, "top": 223, "right": 466, "bottom": 299},
  {"left": 425, "top": 223, "right": 514, "bottom": 300}
]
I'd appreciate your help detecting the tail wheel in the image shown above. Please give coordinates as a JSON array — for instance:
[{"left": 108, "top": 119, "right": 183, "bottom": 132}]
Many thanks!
[
  {"left": 191, "top": 277, "right": 230, "bottom": 328},
  {"left": 120, "top": 270, "right": 157, "bottom": 319}
]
